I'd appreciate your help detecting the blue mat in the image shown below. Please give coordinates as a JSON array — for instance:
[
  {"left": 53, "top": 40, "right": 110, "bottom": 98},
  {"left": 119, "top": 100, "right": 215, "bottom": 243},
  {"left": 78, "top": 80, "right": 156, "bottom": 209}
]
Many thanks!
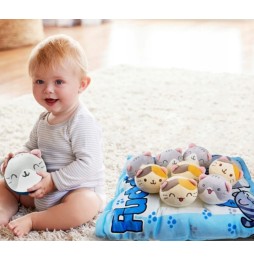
[{"left": 96, "top": 156, "right": 254, "bottom": 240}]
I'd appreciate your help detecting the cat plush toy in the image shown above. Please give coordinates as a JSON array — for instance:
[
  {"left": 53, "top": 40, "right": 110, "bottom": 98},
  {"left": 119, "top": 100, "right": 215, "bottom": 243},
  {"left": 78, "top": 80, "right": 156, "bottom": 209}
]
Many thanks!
[
  {"left": 160, "top": 176, "right": 198, "bottom": 207},
  {"left": 4, "top": 153, "right": 47, "bottom": 194},
  {"left": 155, "top": 148, "right": 183, "bottom": 172},
  {"left": 170, "top": 161, "right": 206, "bottom": 182},
  {"left": 198, "top": 174, "right": 232, "bottom": 204},
  {"left": 135, "top": 164, "right": 168, "bottom": 193},
  {"left": 126, "top": 152, "right": 155, "bottom": 178},
  {"left": 183, "top": 143, "right": 212, "bottom": 168},
  {"left": 209, "top": 156, "right": 243, "bottom": 185}
]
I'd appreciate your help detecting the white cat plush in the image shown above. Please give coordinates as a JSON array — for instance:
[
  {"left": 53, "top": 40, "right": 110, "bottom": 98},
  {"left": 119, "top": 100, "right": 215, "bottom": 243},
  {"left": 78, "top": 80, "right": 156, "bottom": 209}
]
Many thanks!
[{"left": 4, "top": 153, "right": 46, "bottom": 194}]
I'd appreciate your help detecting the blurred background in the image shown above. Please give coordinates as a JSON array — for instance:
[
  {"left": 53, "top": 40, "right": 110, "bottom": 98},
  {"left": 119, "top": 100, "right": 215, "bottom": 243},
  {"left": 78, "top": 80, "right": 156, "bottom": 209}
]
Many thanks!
[{"left": 1, "top": 19, "right": 254, "bottom": 101}]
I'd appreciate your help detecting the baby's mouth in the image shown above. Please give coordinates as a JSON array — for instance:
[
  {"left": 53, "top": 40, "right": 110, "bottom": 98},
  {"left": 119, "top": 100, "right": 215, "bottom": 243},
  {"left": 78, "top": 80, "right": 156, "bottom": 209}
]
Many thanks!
[{"left": 45, "top": 98, "right": 58, "bottom": 106}]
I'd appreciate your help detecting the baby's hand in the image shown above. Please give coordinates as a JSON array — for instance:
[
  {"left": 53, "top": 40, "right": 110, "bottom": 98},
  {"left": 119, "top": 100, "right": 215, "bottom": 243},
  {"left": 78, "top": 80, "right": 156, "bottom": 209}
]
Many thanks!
[
  {"left": 0, "top": 152, "right": 15, "bottom": 175},
  {"left": 27, "top": 171, "right": 56, "bottom": 199}
]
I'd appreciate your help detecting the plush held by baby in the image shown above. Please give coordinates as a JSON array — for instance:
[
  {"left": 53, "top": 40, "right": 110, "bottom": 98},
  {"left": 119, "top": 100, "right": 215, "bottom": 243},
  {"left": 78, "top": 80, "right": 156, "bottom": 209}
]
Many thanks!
[{"left": 4, "top": 153, "right": 46, "bottom": 195}]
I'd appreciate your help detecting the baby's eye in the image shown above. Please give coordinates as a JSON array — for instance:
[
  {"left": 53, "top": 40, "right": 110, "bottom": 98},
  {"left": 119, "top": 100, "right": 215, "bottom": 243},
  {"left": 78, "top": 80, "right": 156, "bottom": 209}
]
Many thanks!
[
  {"left": 55, "top": 79, "right": 64, "bottom": 85},
  {"left": 35, "top": 79, "right": 44, "bottom": 84}
]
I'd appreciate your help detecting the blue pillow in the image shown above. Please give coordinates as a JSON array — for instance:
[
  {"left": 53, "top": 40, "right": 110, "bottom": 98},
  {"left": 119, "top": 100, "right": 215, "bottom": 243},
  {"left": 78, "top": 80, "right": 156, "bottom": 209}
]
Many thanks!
[{"left": 96, "top": 156, "right": 254, "bottom": 240}]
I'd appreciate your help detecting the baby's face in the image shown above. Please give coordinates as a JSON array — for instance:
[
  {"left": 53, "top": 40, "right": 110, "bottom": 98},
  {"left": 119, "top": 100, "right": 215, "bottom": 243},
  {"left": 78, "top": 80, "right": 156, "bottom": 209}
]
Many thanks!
[{"left": 32, "top": 59, "right": 89, "bottom": 117}]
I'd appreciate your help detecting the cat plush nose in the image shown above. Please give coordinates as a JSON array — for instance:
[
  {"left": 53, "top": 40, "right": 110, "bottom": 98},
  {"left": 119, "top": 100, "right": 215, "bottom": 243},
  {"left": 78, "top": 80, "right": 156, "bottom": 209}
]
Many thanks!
[
  {"left": 22, "top": 170, "right": 31, "bottom": 177},
  {"left": 207, "top": 188, "right": 214, "bottom": 194}
]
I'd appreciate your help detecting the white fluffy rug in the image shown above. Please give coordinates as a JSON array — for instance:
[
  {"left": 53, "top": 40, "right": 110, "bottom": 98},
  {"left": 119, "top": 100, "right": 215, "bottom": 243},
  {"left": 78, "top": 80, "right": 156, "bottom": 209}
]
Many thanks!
[{"left": 0, "top": 65, "right": 254, "bottom": 240}]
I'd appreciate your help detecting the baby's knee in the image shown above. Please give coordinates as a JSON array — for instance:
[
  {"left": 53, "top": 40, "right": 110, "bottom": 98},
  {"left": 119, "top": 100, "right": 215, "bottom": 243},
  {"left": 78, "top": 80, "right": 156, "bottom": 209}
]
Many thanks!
[{"left": 65, "top": 189, "right": 101, "bottom": 224}]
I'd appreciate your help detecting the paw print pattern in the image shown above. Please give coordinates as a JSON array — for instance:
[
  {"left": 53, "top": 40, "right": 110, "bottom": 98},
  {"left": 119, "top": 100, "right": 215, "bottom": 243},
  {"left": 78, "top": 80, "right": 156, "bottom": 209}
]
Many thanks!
[
  {"left": 228, "top": 208, "right": 238, "bottom": 215},
  {"left": 202, "top": 209, "right": 212, "bottom": 219},
  {"left": 228, "top": 223, "right": 237, "bottom": 234},
  {"left": 167, "top": 216, "right": 177, "bottom": 228},
  {"left": 190, "top": 225, "right": 198, "bottom": 234},
  {"left": 116, "top": 198, "right": 124, "bottom": 205},
  {"left": 148, "top": 211, "right": 157, "bottom": 224}
]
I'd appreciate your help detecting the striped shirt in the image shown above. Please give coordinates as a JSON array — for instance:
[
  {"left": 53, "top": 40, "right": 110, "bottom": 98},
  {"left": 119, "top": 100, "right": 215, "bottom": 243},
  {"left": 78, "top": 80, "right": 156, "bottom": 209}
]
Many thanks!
[{"left": 23, "top": 102, "right": 105, "bottom": 210}]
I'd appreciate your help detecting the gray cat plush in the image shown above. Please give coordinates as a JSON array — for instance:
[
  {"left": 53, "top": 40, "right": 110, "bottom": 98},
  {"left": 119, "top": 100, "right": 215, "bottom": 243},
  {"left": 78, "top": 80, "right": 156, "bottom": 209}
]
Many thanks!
[
  {"left": 126, "top": 152, "right": 155, "bottom": 178},
  {"left": 155, "top": 148, "right": 183, "bottom": 170},
  {"left": 198, "top": 174, "right": 232, "bottom": 204},
  {"left": 183, "top": 143, "right": 212, "bottom": 168}
]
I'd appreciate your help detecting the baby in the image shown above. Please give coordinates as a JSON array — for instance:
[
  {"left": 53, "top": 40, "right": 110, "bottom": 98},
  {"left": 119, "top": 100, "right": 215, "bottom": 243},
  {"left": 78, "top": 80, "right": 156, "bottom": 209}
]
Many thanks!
[{"left": 0, "top": 34, "right": 105, "bottom": 237}]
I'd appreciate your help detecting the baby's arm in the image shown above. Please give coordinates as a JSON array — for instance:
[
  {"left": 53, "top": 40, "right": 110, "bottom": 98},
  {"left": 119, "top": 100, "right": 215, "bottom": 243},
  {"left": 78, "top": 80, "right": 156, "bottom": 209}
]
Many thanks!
[{"left": 51, "top": 114, "right": 103, "bottom": 191}]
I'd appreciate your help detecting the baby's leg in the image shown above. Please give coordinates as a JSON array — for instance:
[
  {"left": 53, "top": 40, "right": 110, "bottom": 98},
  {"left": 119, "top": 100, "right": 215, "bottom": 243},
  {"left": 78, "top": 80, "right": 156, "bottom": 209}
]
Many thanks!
[
  {"left": 0, "top": 179, "right": 19, "bottom": 225},
  {"left": 7, "top": 188, "right": 101, "bottom": 237}
]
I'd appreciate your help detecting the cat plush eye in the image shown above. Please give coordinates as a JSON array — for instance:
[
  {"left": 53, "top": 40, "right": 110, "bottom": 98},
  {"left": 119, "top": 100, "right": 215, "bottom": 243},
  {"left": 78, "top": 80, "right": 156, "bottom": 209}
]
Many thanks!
[{"left": 11, "top": 174, "right": 18, "bottom": 179}]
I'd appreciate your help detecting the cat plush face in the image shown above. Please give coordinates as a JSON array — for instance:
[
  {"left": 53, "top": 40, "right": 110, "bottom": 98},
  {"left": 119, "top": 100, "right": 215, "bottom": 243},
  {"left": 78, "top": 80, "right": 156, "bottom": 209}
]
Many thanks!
[
  {"left": 135, "top": 164, "right": 168, "bottom": 193},
  {"left": 198, "top": 174, "right": 232, "bottom": 204},
  {"left": 160, "top": 176, "right": 198, "bottom": 207},
  {"left": 183, "top": 143, "right": 212, "bottom": 168},
  {"left": 126, "top": 154, "right": 155, "bottom": 178},
  {"left": 209, "top": 157, "right": 243, "bottom": 185},
  {"left": 155, "top": 148, "right": 183, "bottom": 170},
  {"left": 4, "top": 153, "right": 46, "bottom": 194}
]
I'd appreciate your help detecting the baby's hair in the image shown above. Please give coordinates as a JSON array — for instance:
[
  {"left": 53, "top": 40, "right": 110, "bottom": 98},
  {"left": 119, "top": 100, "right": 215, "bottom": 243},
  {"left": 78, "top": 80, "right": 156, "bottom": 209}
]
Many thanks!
[{"left": 28, "top": 34, "right": 88, "bottom": 78}]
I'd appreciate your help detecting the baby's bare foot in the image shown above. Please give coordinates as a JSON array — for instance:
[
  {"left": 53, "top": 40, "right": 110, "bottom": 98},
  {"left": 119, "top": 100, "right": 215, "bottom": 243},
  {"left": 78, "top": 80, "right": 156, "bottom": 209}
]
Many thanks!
[{"left": 7, "top": 215, "right": 33, "bottom": 237}]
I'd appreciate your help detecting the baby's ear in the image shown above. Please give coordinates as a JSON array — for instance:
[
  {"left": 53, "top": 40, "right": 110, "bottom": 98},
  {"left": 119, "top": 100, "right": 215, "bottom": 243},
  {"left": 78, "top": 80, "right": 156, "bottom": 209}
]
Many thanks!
[{"left": 79, "top": 76, "right": 91, "bottom": 93}]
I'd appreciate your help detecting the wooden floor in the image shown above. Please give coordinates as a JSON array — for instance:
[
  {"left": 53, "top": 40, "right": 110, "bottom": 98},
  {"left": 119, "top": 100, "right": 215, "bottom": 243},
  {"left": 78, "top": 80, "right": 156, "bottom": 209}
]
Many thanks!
[{"left": 1, "top": 19, "right": 254, "bottom": 102}]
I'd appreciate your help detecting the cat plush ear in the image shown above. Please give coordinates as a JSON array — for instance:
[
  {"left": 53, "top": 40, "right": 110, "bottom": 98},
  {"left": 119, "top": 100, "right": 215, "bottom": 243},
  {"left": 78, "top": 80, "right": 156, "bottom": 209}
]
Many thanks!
[
  {"left": 170, "top": 164, "right": 178, "bottom": 172},
  {"left": 189, "top": 178, "right": 197, "bottom": 187},
  {"left": 199, "top": 166, "right": 206, "bottom": 174},
  {"left": 30, "top": 149, "right": 42, "bottom": 158},
  {"left": 224, "top": 181, "right": 232, "bottom": 193},
  {"left": 175, "top": 148, "right": 182, "bottom": 154},
  {"left": 160, "top": 180, "right": 168, "bottom": 190},
  {"left": 199, "top": 174, "right": 207, "bottom": 181},
  {"left": 218, "top": 156, "right": 230, "bottom": 161},
  {"left": 143, "top": 151, "right": 152, "bottom": 156},
  {"left": 136, "top": 169, "right": 143, "bottom": 177},
  {"left": 188, "top": 143, "right": 196, "bottom": 148},
  {"left": 236, "top": 168, "right": 243, "bottom": 180},
  {"left": 161, "top": 166, "right": 168, "bottom": 174},
  {"left": 127, "top": 165, "right": 132, "bottom": 172}
]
